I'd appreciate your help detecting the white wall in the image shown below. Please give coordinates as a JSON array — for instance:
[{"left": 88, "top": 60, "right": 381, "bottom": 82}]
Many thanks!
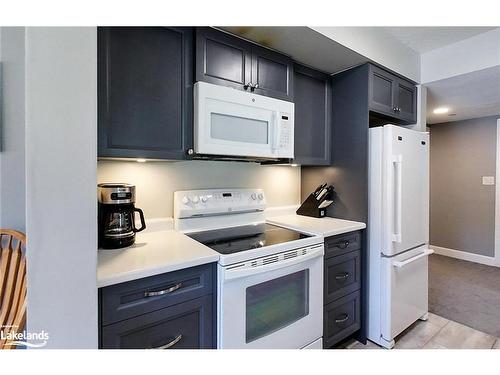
[
  {"left": 407, "top": 84, "right": 427, "bottom": 132},
  {"left": 98, "top": 160, "right": 301, "bottom": 219},
  {"left": 311, "top": 27, "right": 421, "bottom": 82},
  {"left": 25, "top": 27, "right": 97, "bottom": 348},
  {"left": 0, "top": 27, "right": 2, "bottom": 227},
  {"left": 0, "top": 27, "right": 27, "bottom": 232},
  {"left": 421, "top": 28, "right": 500, "bottom": 84}
]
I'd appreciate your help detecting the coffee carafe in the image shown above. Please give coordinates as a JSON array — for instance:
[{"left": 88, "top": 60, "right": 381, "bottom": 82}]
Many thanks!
[{"left": 98, "top": 183, "right": 146, "bottom": 249}]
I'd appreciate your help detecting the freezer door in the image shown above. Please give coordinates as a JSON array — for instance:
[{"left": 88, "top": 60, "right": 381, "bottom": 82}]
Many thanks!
[
  {"left": 382, "top": 125, "right": 429, "bottom": 256},
  {"left": 380, "top": 246, "right": 432, "bottom": 341}
]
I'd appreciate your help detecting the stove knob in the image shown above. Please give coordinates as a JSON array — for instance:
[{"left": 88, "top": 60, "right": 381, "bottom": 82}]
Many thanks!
[
  {"left": 251, "top": 193, "right": 257, "bottom": 200},
  {"left": 258, "top": 193, "right": 264, "bottom": 200},
  {"left": 191, "top": 195, "right": 199, "bottom": 204},
  {"left": 201, "top": 196, "right": 208, "bottom": 203},
  {"left": 181, "top": 196, "right": 190, "bottom": 205}
]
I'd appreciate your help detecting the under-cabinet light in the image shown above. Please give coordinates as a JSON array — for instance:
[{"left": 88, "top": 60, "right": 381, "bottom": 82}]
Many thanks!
[{"left": 433, "top": 107, "right": 449, "bottom": 114}]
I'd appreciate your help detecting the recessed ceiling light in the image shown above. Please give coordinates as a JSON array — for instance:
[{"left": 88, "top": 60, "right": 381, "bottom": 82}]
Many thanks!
[
  {"left": 290, "top": 164, "right": 299, "bottom": 167},
  {"left": 136, "top": 158, "right": 147, "bottom": 163},
  {"left": 433, "top": 107, "right": 449, "bottom": 114}
]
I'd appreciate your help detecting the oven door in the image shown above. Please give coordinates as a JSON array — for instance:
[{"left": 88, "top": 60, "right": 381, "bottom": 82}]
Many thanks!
[{"left": 217, "top": 246, "right": 324, "bottom": 349}]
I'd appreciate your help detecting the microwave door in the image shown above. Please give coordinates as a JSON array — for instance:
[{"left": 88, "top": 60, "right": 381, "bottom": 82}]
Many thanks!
[{"left": 197, "top": 100, "right": 276, "bottom": 158}]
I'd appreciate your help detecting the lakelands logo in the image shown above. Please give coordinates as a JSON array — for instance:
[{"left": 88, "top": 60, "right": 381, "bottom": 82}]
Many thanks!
[{"left": 1, "top": 326, "right": 49, "bottom": 348}]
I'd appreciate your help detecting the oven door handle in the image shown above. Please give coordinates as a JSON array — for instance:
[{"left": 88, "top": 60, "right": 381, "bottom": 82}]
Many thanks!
[{"left": 222, "top": 247, "right": 324, "bottom": 281}]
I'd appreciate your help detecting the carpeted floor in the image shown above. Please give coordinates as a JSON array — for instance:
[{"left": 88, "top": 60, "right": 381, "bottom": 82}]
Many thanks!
[{"left": 429, "top": 254, "right": 500, "bottom": 338}]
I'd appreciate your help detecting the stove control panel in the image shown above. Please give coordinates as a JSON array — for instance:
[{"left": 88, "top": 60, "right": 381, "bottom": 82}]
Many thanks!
[{"left": 174, "top": 188, "right": 266, "bottom": 219}]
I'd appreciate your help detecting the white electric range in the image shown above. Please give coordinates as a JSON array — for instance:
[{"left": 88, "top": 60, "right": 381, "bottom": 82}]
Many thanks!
[{"left": 173, "top": 188, "right": 324, "bottom": 349}]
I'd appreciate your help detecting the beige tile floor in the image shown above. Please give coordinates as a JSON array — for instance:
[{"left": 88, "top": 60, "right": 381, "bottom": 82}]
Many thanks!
[{"left": 345, "top": 313, "right": 499, "bottom": 349}]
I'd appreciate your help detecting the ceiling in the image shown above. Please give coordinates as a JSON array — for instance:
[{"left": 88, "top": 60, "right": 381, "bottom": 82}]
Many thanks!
[
  {"left": 426, "top": 65, "right": 500, "bottom": 124},
  {"left": 221, "top": 27, "right": 369, "bottom": 74},
  {"left": 382, "top": 27, "right": 497, "bottom": 53}
]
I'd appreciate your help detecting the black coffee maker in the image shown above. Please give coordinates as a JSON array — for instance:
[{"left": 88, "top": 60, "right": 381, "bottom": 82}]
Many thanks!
[{"left": 98, "top": 183, "right": 146, "bottom": 249}]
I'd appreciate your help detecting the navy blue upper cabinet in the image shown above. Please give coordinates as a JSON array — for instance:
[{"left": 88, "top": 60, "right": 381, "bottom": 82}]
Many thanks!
[
  {"left": 293, "top": 64, "right": 332, "bottom": 166},
  {"left": 251, "top": 45, "right": 294, "bottom": 101},
  {"left": 368, "top": 64, "right": 417, "bottom": 124},
  {"left": 196, "top": 28, "right": 293, "bottom": 101},
  {"left": 195, "top": 28, "right": 251, "bottom": 91},
  {"left": 98, "top": 27, "right": 194, "bottom": 160},
  {"left": 394, "top": 78, "right": 417, "bottom": 123}
]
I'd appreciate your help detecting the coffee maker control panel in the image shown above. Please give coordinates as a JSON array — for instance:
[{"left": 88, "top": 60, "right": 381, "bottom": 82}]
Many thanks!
[{"left": 174, "top": 189, "right": 266, "bottom": 219}]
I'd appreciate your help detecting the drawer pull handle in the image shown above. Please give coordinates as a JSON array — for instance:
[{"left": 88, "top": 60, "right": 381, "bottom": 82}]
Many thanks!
[
  {"left": 334, "top": 240, "right": 350, "bottom": 249},
  {"left": 335, "top": 314, "right": 350, "bottom": 324},
  {"left": 144, "top": 283, "right": 182, "bottom": 298},
  {"left": 151, "top": 334, "right": 183, "bottom": 349},
  {"left": 335, "top": 272, "right": 350, "bottom": 280}
]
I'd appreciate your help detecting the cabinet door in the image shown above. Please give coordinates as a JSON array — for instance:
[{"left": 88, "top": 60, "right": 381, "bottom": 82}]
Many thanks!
[
  {"left": 369, "top": 65, "right": 397, "bottom": 117},
  {"left": 195, "top": 27, "right": 252, "bottom": 91},
  {"left": 394, "top": 78, "right": 417, "bottom": 123},
  {"left": 251, "top": 46, "right": 294, "bottom": 101},
  {"left": 293, "top": 64, "right": 331, "bottom": 165},
  {"left": 98, "top": 27, "right": 193, "bottom": 160},
  {"left": 101, "top": 295, "right": 214, "bottom": 349}
]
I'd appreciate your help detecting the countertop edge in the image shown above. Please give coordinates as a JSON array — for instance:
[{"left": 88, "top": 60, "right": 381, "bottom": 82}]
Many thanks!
[
  {"left": 267, "top": 217, "right": 366, "bottom": 237},
  {"left": 97, "top": 253, "right": 220, "bottom": 288}
]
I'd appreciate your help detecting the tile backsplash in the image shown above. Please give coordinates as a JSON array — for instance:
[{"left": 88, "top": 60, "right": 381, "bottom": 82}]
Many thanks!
[{"left": 98, "top": 160, "right": 301, "bottom": 219}]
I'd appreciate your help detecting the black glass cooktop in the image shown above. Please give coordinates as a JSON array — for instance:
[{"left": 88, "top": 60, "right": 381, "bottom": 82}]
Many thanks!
[{"left": 186, "top": 223, "right": 310, "bottom": 255}]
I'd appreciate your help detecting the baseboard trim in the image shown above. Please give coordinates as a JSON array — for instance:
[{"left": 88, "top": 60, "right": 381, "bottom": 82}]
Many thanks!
[{"left": 430, "top": 245, "right": 498, "bottom": 267}]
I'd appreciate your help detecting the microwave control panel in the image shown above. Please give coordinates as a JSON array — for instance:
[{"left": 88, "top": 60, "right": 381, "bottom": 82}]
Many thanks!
[{"left": 279, "top": 112, "right": 292, "bottom": 149}]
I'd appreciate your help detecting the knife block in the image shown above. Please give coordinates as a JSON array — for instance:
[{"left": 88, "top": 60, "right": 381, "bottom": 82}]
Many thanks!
[{"left": 296, "top": 193, "right": 328, "bottom": 218}]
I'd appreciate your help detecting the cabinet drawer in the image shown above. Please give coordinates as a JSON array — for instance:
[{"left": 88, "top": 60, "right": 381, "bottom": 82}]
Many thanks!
[
  {"left": 323, "top": 291, "right": 361, "bottom": 348},
  {"left": 324, "top": 250, "right": 361, "bottom": 304},
  {"left": 101, "top": 295, "right": 213, "bottom": 349},
  {"left": 100, "top": 263, "right": 214, "bottom": 326},
  {"left": 324, "top": 231, "right": 361, "bottom": 258}
]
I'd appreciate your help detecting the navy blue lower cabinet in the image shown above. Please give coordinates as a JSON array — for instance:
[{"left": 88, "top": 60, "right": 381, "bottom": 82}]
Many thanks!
[
  {"left": 323, "top": 231, "right": 363, "bottom": 348},
  {"left": 101, "top": 295, "right": 213, "bottom": 349},
  {"left": 100, "top": 263, "right": 213, "bottom": 326},
  {"left": 323, "top": 291, "right": 361, "bottom": 348},
  {"left": 99, "top": 263, "right": 216, "bottom": 349}
]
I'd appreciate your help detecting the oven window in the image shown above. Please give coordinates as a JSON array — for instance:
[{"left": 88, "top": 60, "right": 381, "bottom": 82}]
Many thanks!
[
  {"left": 211, "top": 113, "right": 269, "bottom": 144},
  {"left": 246, "top": 270, "right": 309, "bottom": 343}
]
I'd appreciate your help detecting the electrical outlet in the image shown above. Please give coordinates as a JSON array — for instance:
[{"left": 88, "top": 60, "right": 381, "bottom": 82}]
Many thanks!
[{"left": 482, "top": 176, "right": 495, "bottom": 185}]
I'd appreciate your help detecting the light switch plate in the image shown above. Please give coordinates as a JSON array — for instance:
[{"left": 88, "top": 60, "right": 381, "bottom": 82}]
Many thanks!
[{"left": 482, "top": 176, "right": 495, "bottom": 185}]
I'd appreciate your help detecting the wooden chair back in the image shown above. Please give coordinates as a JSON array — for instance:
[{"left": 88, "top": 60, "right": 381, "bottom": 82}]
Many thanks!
[{"left": 0, "top": 229, "right": 27, "bottom": 349}]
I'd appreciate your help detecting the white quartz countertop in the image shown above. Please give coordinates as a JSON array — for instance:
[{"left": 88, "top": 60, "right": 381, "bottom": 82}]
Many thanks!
[
  {"left": 97, "top": 230, "right": 219, "bottom": 288},
  {"left": 267, "top": 214, "right": 366, "bottom": 237},
  {"left": 97, "top": 213, "right": 365, "bottom": 288}
]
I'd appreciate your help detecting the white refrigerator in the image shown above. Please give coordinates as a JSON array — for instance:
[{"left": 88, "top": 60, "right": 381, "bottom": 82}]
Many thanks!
[{"left": 367, "top": 124, "right": 433, "bottom": 349}]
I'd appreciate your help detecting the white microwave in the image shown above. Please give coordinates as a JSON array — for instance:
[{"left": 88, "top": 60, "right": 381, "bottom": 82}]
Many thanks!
[{"left": 194, "top": 82, "right": 294, "bottom": 160}]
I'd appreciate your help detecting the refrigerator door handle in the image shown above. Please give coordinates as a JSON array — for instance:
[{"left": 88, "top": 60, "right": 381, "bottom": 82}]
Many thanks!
[
  {"left": 392, "top": 155, "right": 403, "bottom": 243},
  {"left": 393, "top": 249, "right": 434, "bottom": 268}
]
